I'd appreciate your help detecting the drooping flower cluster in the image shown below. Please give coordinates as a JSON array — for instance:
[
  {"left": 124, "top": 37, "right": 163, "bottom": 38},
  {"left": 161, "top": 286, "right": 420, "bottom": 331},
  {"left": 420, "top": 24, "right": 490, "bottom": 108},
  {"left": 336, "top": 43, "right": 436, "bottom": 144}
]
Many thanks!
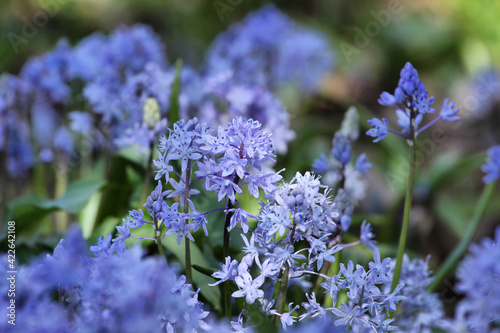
[
  {"left": 206, "top": 4, "right": 335, "bottom": 93},
  {"left": 367, "top": 62, "right": 461, "bottom": 142},
  {"left": 313, "top": 106, "right": 372, "bottom": 203},
  {"left": 0, "top": 226, "right": 211, "bottom": 332}
]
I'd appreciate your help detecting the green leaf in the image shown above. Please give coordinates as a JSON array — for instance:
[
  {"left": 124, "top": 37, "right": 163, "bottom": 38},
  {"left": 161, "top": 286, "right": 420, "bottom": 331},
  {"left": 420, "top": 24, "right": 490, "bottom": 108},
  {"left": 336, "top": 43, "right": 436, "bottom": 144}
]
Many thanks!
[
  {"left": 169, "top": 58, "right": 183, "bottom": 125},
  {"left": 434, "top": 195, "right": 472, "bottom": 238},
  {"left": 6, "top": 179, "right": 106, "bottom": 229},
  {"left": 427, "top": 152, "right": 483, "bottom": 191},
  {"left": 192, "top": 264, "right": 216, "bottom": 277},
  {"left": 162, "top": 234, "right": 221, "bottom": 308},
  {"left": 94, "top": 156, "right": 134, "bottom": 225},
  {"left": 52, "top": 179, "right": 106, "bottom": 214}
]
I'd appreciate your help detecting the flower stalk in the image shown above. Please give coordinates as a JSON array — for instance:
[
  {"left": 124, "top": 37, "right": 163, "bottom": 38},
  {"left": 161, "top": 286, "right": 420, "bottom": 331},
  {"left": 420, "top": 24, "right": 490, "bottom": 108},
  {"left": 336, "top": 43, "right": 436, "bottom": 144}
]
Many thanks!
[
  {"left": 391, "top": 110, "right": 417, "bottom": 292},
  {"left": 184, "top": 163, "right": 193, "bottom": 282}
]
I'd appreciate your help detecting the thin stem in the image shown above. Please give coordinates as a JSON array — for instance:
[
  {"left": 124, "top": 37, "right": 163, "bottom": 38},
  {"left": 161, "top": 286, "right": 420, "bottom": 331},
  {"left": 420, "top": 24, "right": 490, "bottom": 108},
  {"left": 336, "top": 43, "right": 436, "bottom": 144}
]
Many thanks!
[
  {"left": 130, "top": 235, "right": 156, "bottom": 241},
  {"left": 428, "top": 181, "right": 496, "bottom": 292},
  {"left": 388, "top": 129, "right": 411, "bottom": 140},
  {"left": 54, "top": 162, "right": 69, "bottom": 231},
  {"left": 184, "top": 163, "right": 193, "bottom": 283},
  {"left": 141, "top": 140, "right": 155, "bottom": 205},
  {"left": 222, "top": 175, "right": 240, "bottom": 321},
  {"left": 222, "top": 176, "right": 241, "bottom": 259},
  {"left": 415, "top": 116, "right": 442, "bottom": 136},
  {"left": 390, "top": 137, "right": 416, "bottom": 292},
  {"left": 204, "top": 207, "right": 228, "bottom": 215},
  {"left": 277, "top": 222, "right": 297, "bottom": 317},
  {"left": 277, "top": 262, "right": 290, "bottom": 316},
  {"left": 154, "top": 217, "right": 167, "bottom": 261},
  {"left": 272, "top": 279, "right": 281, "bottom": 302}
]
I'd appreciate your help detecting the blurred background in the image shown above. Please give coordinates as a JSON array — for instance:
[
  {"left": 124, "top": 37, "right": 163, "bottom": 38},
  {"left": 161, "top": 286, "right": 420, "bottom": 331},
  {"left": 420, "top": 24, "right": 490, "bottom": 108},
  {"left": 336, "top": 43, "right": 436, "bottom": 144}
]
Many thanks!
[{"left": 1, "top": 0, "right": 500, "bottom": 307}]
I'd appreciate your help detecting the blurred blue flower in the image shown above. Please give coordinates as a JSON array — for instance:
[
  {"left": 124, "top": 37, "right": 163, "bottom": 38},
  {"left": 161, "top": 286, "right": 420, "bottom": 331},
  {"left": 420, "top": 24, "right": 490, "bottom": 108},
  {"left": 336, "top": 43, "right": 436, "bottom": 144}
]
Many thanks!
[
  {"left": 439, "top": 98, "right": 461, "bottom": 122},
  {"left": 332, "top": 132, "right": 351, "bottom": 166},
  {"left": 206, "top": 4, "right": 334, "bottom": 93},
  {"left": 481, "top": 145, "right": 500, "bottom": 183}
]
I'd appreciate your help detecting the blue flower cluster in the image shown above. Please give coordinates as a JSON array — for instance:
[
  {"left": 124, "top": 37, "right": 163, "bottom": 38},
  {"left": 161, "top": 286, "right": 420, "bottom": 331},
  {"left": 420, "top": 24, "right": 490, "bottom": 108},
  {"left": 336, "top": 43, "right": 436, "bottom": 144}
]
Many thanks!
[
  {"left": 367, "top": 62, "right": 461, "bottom": 142},
  {"left": 451, "top": 227, "right": 500, "bottom": 331},
  {"left": 206, "top": 168, "right": 397, "bottom": 331},
  {"left": 180, "top": 70, "right": 296, "bottom": 154},
  {"left": 389, "top": 255, "right": 449, "bottom": 332},
  {"left": 1, "top": 5, "right": 334, "bottom": 178},
  {"left": 312, "top": 106, "right": 372, "bottom": 203},
  {"left": 118, "top": 117, "right": 281, "bottom": 246},
  {"left": 4, "top": 5, "right": 499, "bottom": 332},
  {"left": 206, "top": 4, "right": 335, "bottom": 93},
  {"left": 0, "top": 226, "right": 211, "bottom": 332},
  {"left": 387, "top": 228, "right": 500, "bottom": 332}
]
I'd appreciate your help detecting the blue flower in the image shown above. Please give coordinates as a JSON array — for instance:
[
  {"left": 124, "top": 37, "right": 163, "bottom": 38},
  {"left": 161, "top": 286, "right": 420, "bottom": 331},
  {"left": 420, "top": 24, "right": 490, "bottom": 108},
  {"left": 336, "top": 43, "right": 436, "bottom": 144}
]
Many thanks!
[
  {"left": 90, "top": 233, "right": 113, "bottom": 257},
  {"left": 332, "top": 132, "right": 351, "bottom": 165},
  {"left": 378, "top": 91, "right": 398, "bottom": 106},
  {"left": 396, "top": 109, "right": 423, "bottom": 134},
  {"left": 232, "top": 271, "right": 265, "bottom": 304},
  {"left": 229, "top": 208, "right": 256, "bottom": 233},
  {"left": 299, "top": 293, "right": 326, "bottom": 320},
  {"left": 481, "top": 145, "right": 500, "bottom": 183},
  {"left": 312, "top": 153, "right": 330, "bottom": 174},
  {"left": 439, "top": 98, "right": 461, "bottom": 122},
  {"left": 366, "top": 118, "right": 388, "bottom": 142},
  {"left": 370, "top": 62, "right": 460, "bottom": 140},
  {"left": 355, "top": 153, "right": 372, "bottom": 175},
  {"left": 205, "top": 4, "right": 334, "bottom": 93},
  {"left": 453, "top": 227, "right": 500, "bottom": 332},
  {"left": 314, "top": 244, "right": 343, "bottom": 270},
  {"left": 128, "top": 209, "right": 146, "bottom": 229},
  {"left": 210, "top": 256, "right": 239, "bottom": 286},
  {"left": 360, "top": 221, "right": 377, "bottom": 250},
  {"left": 68, "top": 111, "right": 94, "bottom": 135},
  {"left": 368, "top": 249, "right": 392, "bottom": 284}
]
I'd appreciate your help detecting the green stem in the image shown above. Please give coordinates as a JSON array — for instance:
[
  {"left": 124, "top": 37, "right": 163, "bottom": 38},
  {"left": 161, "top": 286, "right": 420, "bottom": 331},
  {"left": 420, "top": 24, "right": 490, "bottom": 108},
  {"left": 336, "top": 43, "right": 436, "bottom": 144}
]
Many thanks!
[
  {"left": 141, "top": 141, "right": 155, "bottom": 205},
  {"left": 277, "top": 262, "right": 290, "bottom": 316},
  {"left": 54, "top": 164, "right": 69, "bottom": 231},
  {"left": 277, "top": 222, "right": 297, "bottom": 317},
  {"left": 272, "top": 279, "right": 281, "bottom": 302},
  {"left": 154, "top": 218, "right": 167, "bottom": 260},
  {"left": 428, "top": 181, "right": 496, "bottom": 292},
  {"left": 222, "top": 176, "right": 240, "bottom": 321},
  {"left": 391, "top": 139, "right": 416, "bottom": 292},
  {"left": 183, "top": 163, "right": 192, "bottom": 283},
  {"left": 223, "top": 280, "right": 231, "bottom": 321}
]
